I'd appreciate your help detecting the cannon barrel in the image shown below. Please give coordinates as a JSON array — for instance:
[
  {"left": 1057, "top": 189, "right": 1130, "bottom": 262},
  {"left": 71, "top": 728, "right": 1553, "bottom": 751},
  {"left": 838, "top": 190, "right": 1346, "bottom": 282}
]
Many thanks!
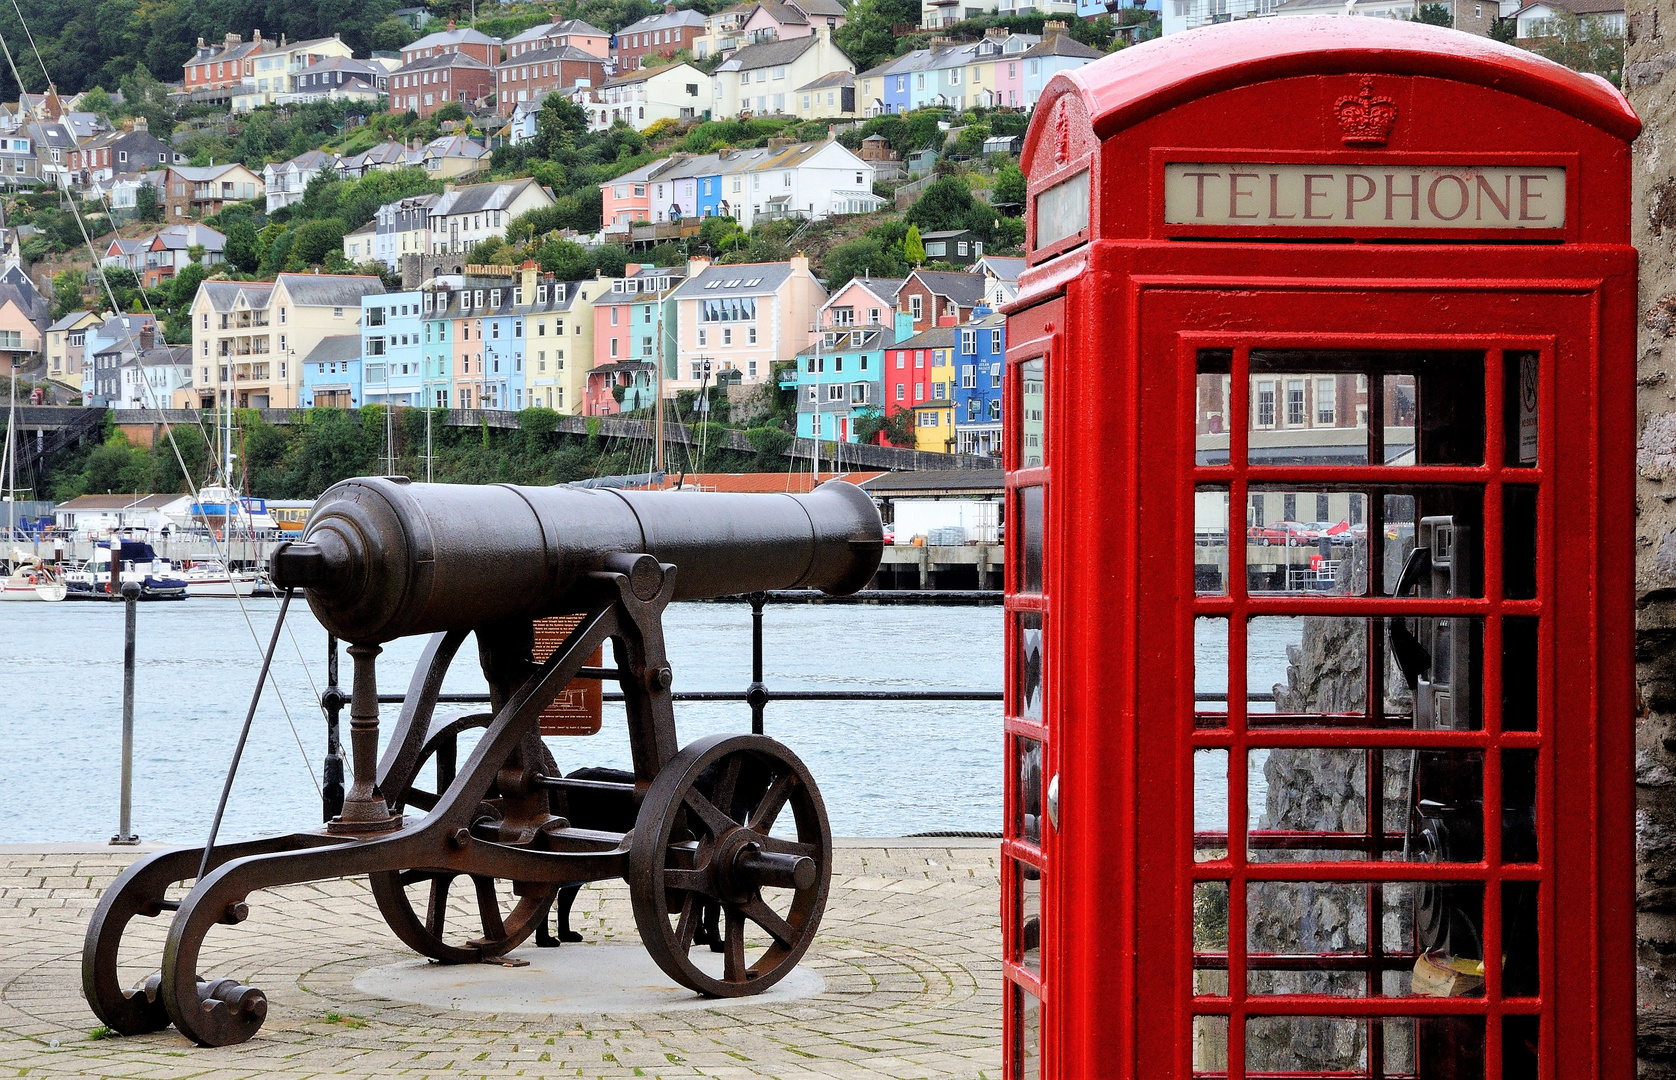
[{"left": 270, "top": 477, "right": 884, "bottom": 643}]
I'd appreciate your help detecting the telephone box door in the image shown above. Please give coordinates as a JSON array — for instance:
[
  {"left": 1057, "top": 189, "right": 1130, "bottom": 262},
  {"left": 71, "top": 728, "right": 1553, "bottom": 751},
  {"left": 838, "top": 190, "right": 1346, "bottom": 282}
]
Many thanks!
[{"left": 1110, "top": 274, "right": 1634, "bottom": 1079}]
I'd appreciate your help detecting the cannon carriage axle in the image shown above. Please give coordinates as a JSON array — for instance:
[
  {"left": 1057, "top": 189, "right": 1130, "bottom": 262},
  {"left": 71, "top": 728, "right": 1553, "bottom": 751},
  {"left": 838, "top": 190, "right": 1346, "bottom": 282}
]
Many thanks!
[{"left": 82, "top": 479, "right": 881, "bottom": 1047}]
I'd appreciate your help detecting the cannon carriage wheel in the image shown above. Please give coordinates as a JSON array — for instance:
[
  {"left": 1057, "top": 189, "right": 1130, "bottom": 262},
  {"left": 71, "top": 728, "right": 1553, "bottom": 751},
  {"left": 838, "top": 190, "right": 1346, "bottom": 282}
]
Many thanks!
[
  {"left": 630, "top": 733, "right": 832, "bottom": 997},
  {"left": 370, "top": 711, "right": 563, "bottom": 963}
]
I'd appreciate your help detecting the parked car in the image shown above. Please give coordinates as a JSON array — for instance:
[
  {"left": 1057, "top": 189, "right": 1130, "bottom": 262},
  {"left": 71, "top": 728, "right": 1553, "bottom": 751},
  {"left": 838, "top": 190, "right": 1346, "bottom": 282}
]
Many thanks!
[{"left": 1250, "top": 520, "right": 1318, "bottom": 546}]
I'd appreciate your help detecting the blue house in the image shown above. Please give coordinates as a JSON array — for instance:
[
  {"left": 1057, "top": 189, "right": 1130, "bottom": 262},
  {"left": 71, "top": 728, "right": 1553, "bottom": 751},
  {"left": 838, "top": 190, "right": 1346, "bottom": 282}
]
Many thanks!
[
  {"left": 479, "top": 285, "right": 526, "bottom": 411},
  {"left": 787, "top": 311, "right": 912, "bottom": 442},
  {"left": 953, "top": 309, "right": 1004, "bottom": 457},
  {"left": 421, "top": 283, "right": 454, "bottom": 409},
  {"left": 300, "top": 336, "right": 363, "bottom": 408},
  {"left": 362, "top": 290, "right": 425, "bottom": 407}
]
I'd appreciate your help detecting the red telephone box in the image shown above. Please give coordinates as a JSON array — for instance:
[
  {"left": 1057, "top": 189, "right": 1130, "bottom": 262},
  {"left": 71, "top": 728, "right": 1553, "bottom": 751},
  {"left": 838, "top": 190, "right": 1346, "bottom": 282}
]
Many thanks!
[{"left": 1003, "top": 20, "right": 1638, "bottom": 1079}]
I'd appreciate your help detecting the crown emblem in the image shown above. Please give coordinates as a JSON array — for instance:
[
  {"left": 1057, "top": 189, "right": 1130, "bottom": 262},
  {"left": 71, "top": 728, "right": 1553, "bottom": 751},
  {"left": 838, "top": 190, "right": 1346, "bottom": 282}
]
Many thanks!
[
  {"left": 1053, "top": 105, "right": 1071, "bottom": 166},
  {"left": 1335, "top": 78, "right": 1397, "bottom": 147}
]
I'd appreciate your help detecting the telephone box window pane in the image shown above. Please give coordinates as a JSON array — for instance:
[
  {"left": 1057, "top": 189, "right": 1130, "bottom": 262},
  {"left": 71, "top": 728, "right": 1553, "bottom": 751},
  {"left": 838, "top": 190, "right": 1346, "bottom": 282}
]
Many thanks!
[
  {"left": 1502, "top": 618, "right": 1538, "bottom": 731},
  {"left": 1503, "top": 749, "right": 1539, "bottom": 864},
  {"left": 1033, "top": 168, "right": 1088, "bottom": 249},
  {"left": 1245, "top": 490, "right": 1367, "bottom": 594},
  {"left": 1019, "top": 356, "right": 1045, "bottom": 468},
  {"left": 1506, "top": 350, "right": 1540, "bottom": 467},
  {"left": 1015, "top": 735, "right": 1043, "bottom": 843},
  {"left": 1247, "top": 350, "right": 1485, "bottom": 467},
  {"left": 1195, "top": 617, "right": 1228, "bottom": 724},
  {"left": 1195, "top": 748, "right": 1228, "bottom": 861},
  {"left": 1196, "top": 350, "right": 1232, "bottom": 466},
  {"left": 1506, "top": 1016, "right": 1540, "bottom": 1076},
  {"left": 1503, "top": 882, "right": 1540, "bottom": 997},
  {"left": 1504, "top": 484, "right": 1538, "bottom": 600},
  {"left": 1246, "top": 881, "right": 1482, "bottom": 998},
  {"left": 1013, "top": 859, "right": 1041, "bottom": 975},
  {"left": 1017, "top": 611, "right": 1044, "bottom": 722},
  {"left": 1196, "top": 487, "right": 1229, "bottom": 594},
  {"left": 1246, "top": 1015, "right": 1483, "bottom": 1077},
  {"left": 1249, "top": 748, "right": 1484, "bottom": 863},
  {"left": 1193, "top": 881, "right": 1229, "bottom": 996},
  {"left": 1021, "top": 486, "right": 1045, "bottom": 593},
  {"left": 1012, "top": 985, "right": 1042, "bottom": 1078},
  {"left": 1192, "top": 1015, "right": 1229, "bottom": 1075}
]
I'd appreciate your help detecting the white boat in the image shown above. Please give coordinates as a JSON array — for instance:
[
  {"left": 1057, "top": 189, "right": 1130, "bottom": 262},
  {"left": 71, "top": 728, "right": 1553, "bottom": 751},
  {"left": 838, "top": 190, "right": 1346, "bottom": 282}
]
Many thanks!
[
  {"left": 178, "top": 559, "right": 267, "bottom": 598},
  {"left": 0, "top": 554, "right": 65, "bottom": 602},
  {"left": 63, "top": 540, "right": 189, "bottom": 601}
]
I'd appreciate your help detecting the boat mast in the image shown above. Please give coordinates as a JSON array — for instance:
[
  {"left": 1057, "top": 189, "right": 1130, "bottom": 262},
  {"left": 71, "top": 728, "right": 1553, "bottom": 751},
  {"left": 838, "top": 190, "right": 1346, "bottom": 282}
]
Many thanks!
[
  {"left": 4, "top": 368, "right": 14, "bottom": 539},
  {"left": 654, "top": 289, "right": 665, "bottom": 475}
]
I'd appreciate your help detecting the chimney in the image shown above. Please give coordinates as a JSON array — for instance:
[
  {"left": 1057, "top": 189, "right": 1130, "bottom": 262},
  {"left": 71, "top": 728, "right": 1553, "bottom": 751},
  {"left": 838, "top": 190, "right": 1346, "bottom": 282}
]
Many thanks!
[
  {"left": 447, "top": 19, "right": 456, "bottom": 30},
  {"left": 789, "top": 253, "right": 810, "bottom": 276},
  {"left": 767, "top": 136, "right": 796, "bottom": 151},
  {"left": 132, "top": 116, "right": 146, "bottom": 133},
  {"left": 1043, "top": 19, "right": 1067, "bottom": 36},
  {"left": 929, "top": 36, "right": 953, "bottom": 46},
  {"left": 520, "top": 259, "right": 537, "bottom": 296},
  {"left": 139, "top": 324, "right": 155, "bottom": 351},
  {"left": 985, "top": 26, "right": 1008, "bottom": 40},
  {"left": 687, "top": 255, "right": 711, "bottom": 276},
  {"left": 252, "top": 29, "right": 261, "bottom": 42},
  {"left": 197, "top": 36, "right": 206, "bottom": 49},
  {"left": 665, "top": 2, "right": 676, "bottom": 10},
  {"left": 225, "top": 32, "right": 240, "bottom": 47}
]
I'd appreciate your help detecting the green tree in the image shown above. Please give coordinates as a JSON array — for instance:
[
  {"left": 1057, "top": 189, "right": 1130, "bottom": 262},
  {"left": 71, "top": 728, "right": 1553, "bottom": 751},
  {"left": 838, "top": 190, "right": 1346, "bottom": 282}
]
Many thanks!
[
  {"left": 903, "top": 223, "right": 925, "bottom": 266},
  {"left": 992, "top": 159, "right": 1026, "bottom": 209},
  {"left": 1411, "top": 2, "right": 1452, "bottom": 24},
  {"left": 164, "top": 261, "right": 207, "bottom": 343},
  {"left": 434, "top": 101, "right": 466, "bottom": 123},
  {"left": 369, "top": 16, "right": 419, "bottom": 52},
  {"left": 1528, "top": 11, "right": 1625, "bottom": 86},
  {"left": 834, "top": 0, "right": 921, "bottom": 73},
  {"left": 50, "top": 268, "right": 84, "bottom": 320},
  {"left": 224, "top": 220, "right": 260, "bottom": 274},
  {"left": 821, "top": 234, "right": 909, "bottom": 288},
  {"left": 534, "top": 93, "right": 591, "bottom": 160},
  {"left": 134, "top": 183, "right": 162, "bottom": 223},
  {"left": 906, "top": 176, "right": 994, "bottom": 241},
  {"left": 289, "top": 218, "right": 348, "bottom": 266},
  {"left": 537, "top": 238, "right": 592, "bottom": 279}
]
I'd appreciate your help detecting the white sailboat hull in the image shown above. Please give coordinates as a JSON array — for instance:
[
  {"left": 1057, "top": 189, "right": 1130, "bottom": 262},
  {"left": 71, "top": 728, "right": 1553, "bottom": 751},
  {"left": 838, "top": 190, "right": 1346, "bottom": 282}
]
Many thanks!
[
  {"left": 0, "top": 579, "right": 66, "bottom": 601},
  {"left": 184, "top": 575, "right": 264, "bottom": 598}
]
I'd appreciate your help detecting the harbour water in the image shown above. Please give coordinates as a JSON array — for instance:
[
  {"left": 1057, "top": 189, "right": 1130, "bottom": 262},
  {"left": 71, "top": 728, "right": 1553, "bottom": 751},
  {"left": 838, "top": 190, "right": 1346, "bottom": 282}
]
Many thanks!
[{"left": 0, "top": 601, "right": 1300, "bottom": 843}]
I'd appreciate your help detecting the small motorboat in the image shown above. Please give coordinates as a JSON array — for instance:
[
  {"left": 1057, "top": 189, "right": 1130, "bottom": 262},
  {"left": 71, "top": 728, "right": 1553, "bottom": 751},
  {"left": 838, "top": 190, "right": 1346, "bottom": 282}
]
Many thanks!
[
  {"left": 178, "top": 559, "right": 267, "bottom": 598},
  {"left": 63, "top": 539, "right": 189, "bottom": 601},
  {"left": 0, "top": 552, "right": 66, "bottom": 602}
]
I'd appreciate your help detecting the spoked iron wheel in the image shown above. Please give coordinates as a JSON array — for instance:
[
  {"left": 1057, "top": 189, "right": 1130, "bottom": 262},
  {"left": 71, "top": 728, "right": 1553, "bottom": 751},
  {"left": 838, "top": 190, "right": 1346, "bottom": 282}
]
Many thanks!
[
  {"left": 369, "top": 714, "right": 559, "bottom": 963},
  {"left": 629, "top": 733, "right": 831, "bottom": 997}
]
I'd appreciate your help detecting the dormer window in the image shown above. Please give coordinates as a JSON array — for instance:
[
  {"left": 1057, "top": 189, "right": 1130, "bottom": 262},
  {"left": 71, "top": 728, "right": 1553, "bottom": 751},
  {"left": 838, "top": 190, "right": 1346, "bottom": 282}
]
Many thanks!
[{"left": 537, "top": 284, "right": 548, "bottom": 303}]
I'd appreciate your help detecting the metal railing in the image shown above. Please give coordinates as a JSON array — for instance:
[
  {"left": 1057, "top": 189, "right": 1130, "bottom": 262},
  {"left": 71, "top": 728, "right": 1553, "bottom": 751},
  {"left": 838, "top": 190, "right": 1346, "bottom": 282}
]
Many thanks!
[{"left": 316, "top": 590, "right": 1004, "bottom": 820}]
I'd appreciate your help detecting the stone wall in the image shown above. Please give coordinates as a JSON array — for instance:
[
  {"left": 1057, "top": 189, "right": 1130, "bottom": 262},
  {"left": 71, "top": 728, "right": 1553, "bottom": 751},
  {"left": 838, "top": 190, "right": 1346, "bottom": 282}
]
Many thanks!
[{"left": 1627, "top": 8, "right": 1676, "bottom": 1071}]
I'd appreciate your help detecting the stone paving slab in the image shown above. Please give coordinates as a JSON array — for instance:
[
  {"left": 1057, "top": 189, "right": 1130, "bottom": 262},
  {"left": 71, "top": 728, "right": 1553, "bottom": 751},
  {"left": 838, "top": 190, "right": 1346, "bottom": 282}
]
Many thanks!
[{"left": 0, "top": 842, "right": 1001, "bottom": 1080}]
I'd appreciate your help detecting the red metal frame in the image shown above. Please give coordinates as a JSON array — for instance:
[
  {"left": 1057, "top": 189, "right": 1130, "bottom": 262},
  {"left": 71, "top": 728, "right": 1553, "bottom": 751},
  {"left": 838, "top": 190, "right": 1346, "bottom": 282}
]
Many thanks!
[{"left": 1003, "top": 17, "right": 1637, "bottom": 1080}]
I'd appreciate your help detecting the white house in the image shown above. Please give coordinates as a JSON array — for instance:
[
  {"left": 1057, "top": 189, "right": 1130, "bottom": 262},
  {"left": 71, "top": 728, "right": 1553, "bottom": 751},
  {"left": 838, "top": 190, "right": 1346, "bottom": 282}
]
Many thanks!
[
  {"left": 585, "top": 63, "right": 714, "bottom": 130},
  {"left": 712, "top": 29, "right": 855, "bottom": 117},
  {"left": 1513, "top": 0, "right": 1625, "bottom": 37},
  {"left": 427, "top": 178, "right": 555, "bottom": 254},
  {"left": 233, "top": 34, "right": 357, "bottom": 112},
  {"left": 262, "top": 149, "right": 338, "bottom": 213},
  {"left": 923, "top": 0, "right": 999, "bottom": 29},
  {"left": 115, "top": 345, "right": 191, "bottom": 411},
  {"left": 712, "top": 137, "right": 881, "bottom": 228}
]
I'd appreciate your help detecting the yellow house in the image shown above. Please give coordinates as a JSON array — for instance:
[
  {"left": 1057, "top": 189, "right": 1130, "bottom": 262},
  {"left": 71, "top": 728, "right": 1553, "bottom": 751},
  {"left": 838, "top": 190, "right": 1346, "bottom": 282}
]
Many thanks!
[
  {"left": 44, "top": 310, "right": 103, "bottom": 397},
  {"left": 185, "top": 273, "right": 386, "bottom": 409},
  {"left": 524, "top": 266, "right": 600, "bottom": 415},
  {"left": 913, "top": 398, "right": 954, "bottom": 453}
]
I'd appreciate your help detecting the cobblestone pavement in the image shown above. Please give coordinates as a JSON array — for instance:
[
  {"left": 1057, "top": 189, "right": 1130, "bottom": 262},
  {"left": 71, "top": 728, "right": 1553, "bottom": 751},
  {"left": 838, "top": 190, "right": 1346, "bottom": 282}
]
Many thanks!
[{"left": 0, "top": 840, "right": 1000, "bottom": 1080}]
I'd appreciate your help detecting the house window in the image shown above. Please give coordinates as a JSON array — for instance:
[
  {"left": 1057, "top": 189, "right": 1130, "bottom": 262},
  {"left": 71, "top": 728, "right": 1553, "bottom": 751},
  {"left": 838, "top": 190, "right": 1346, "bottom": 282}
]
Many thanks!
[
  {"left": 962, "top": 364, "right": 975, "bottom": 388},
  {"left": 961, "top": 330, "right": 975, "bottom": 354},
  {"left": 895, "top": 383, "right": 904, "bottom": 401},
  {"left": 1256, "top": 381, "right": 1276, "bottom": 428},
  {"left": 991, "top": 329, "right": 1002, "bottom": 353},
  {"left": 1286, "top": 379, "right": 1306, "bottom": 426},
  {"left": 1316, "top": 378, "right": 1336, "bottom": 424},
  {"left": 910, "top": 295, "right": 922, "bottom": 320},
  {"left": 722, "top": 328, "right": 732, "bottom": 345},
  {"left": 990, "top": 362, "right": 1001, "bottom": 387},
  {"left": 748, "top": 327, "right": 757, "bottom": 345}
]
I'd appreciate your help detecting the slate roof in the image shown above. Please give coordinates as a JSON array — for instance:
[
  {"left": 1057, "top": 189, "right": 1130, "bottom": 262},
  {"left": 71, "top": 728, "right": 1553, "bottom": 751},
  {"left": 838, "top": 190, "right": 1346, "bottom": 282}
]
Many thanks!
[
  {"left": 1020, "top": 33, "right": 1103, "bottom": 59},
  {"left": 396, "top": 51, "right": 492, "bottom": 75},
  {"left": 407, "top": 27, "right": 497, "bottom": 51},
  {"left": 424, "top": 135, "right": 490, "bottom": 161},
  {"left": 123, "top": 345, "right": 190, "bottom": 369},
  {"left": 617, "top": 9, "right": 708, "bottom": 35},
  {"left": 198, "top": 280, "right": 273, "bottom": 313},
  {"left": 758, "top": 1, "right": 811, "bottom": 26},
  {"left": 47, "top": 311, "right": 93, "bottom": 332},
  {"left": 793, "top": 325, "right": 892, "bottom": 358},
  {"left": 431, "top": 177, "right": 547, "bottom": 218},
  {"left": 792, "top": 0, "right": 848, "bottom": 17},
  {"left": 301, "top": 335, "right": 362, "bottom": 366},
  {"left": 276, "top": 273, "right": 386, "bottom": 307},
  {"left": 975, "top": 255, "right": 1024, "bottom": 282},
  {"left": 859, "top": 468, "right": 1002, "bottom": 494},
  {"left": 890, "top": 325, "right": 958, "bottom": 352},
  {"left": 604, "top": 61, "right": 706, "bottom": 87},
  {"left": 507, "top": 18, "right": 609, "bottom": 44},
  {"left": 907, "top": 270, "right": 986, "bottom": 308},
  {"left": 829, "top": 277, "right": 906, "bottom": 308},
  {"left": 795, "top": 70, "right": 853, "bottom": 92},
  {"left": 509, "top": 43, "right": 609, "bottom": 66},
  {"left": 714, "top": 35, "right": 819, "bottom": 72},
  {"left": 669, "top": 261, "right": 796, "bottom": 300}
]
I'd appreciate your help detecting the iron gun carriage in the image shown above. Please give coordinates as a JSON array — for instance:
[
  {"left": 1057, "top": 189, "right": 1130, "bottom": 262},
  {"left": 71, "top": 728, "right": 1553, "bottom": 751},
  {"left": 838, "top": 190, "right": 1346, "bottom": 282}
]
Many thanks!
[{"left": 83, "top": 477, "right": 883, "bottom": 1047}]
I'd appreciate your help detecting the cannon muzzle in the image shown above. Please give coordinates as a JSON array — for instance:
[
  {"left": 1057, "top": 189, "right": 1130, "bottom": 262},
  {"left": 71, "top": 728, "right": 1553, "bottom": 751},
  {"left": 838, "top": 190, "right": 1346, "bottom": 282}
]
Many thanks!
[{"left": 271, "top": 478, "right": 884, "bottom": 643}]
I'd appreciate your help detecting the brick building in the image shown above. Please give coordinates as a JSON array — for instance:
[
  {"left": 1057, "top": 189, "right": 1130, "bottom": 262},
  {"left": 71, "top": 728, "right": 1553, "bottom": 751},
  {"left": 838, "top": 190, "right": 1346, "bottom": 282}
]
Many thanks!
[
  {"left": 389, "top": 52, "right": 495, "bottom": 117},
  {"left": 400, "top": 24, "right": 499, "bottom": 67},
  {"left": 495, "top": 46, "right": 610, "bottom": 115},
  {"left": 613, "top": 7, "right": 708, "bottom": 71},
  {"left": 505, "top": 19, "right": 611, "bottom": 60},
  {"left": 183, "top": 31, "right": 271, "bottom": 93},
  {"left": 895, "top": 270, "right": 986, "bottom": 333},
  {"left": 156, "top": 164, "right": 264, "bottom": 221}
]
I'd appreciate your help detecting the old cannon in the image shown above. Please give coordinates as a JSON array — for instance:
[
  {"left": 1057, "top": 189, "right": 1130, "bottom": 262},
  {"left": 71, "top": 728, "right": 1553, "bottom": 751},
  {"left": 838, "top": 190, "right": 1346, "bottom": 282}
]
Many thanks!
[{"left": 82, "top": 477, "right": 883, "bottom": 1046}]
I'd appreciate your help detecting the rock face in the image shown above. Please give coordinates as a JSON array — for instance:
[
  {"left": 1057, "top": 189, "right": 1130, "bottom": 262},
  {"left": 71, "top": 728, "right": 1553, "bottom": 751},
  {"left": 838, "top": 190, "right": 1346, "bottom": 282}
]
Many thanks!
[{"left": 1245, "top": 551, "right": 1416, "bottom": 1072}]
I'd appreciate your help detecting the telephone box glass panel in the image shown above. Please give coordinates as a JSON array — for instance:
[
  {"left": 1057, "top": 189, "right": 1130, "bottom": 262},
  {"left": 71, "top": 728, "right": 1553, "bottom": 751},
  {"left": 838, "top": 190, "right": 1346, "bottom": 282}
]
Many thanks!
[{"left": 1192, "top": 347, "right": 1544, "bottom": 1078}]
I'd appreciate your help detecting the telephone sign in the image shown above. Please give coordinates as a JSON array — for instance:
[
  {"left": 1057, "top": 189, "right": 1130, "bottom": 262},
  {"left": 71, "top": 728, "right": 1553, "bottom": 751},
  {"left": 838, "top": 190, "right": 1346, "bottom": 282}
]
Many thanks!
[{"left": 1003, "top": 19, "right": 1637, "bottom": 1080}]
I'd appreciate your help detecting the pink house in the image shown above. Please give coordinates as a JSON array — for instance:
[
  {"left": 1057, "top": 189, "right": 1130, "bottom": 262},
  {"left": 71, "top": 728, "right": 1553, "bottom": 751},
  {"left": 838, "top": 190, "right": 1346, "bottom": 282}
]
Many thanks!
[
  {"left": 740, "top": 0, "right": 847, "bottom": 43},
  {"left": 0, "top": 290, "right": 42, "bottom": 377},
  {"left": 813, "top": 276, "right": 906, "bottom": 342},
  {"left": 601, "top": 163, "right": 659, "bottom": 231}
]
